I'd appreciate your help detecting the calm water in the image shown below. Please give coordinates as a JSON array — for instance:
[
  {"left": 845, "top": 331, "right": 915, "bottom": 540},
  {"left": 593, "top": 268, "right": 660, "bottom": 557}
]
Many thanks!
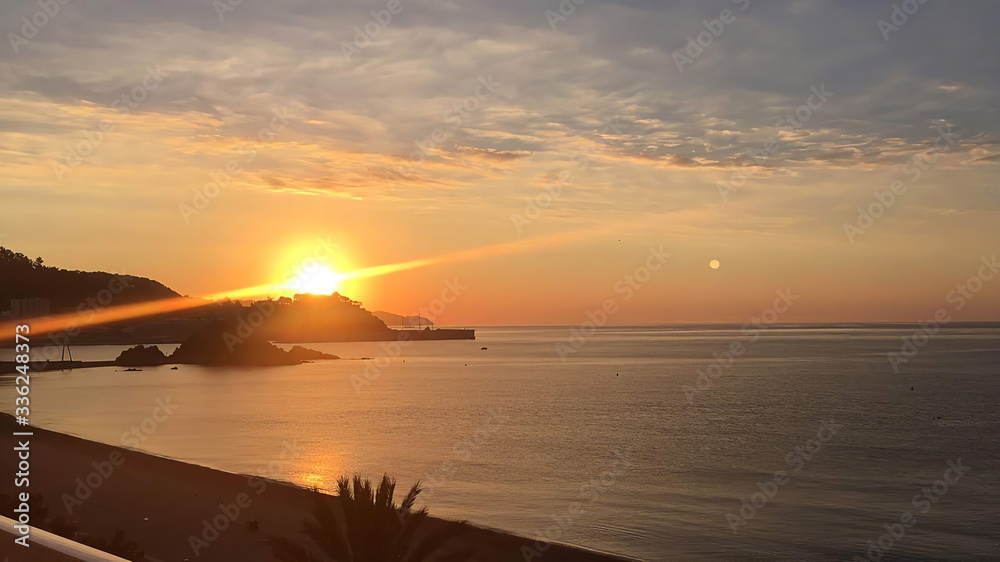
[{"left": 2, "top": 326, "right": 1000, "bottom": 560}]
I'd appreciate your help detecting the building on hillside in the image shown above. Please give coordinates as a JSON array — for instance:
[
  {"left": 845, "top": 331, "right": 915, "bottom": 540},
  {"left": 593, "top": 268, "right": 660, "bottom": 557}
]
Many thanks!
[{"left": 10, "top": 298, "right": 51, "bottom": 319}]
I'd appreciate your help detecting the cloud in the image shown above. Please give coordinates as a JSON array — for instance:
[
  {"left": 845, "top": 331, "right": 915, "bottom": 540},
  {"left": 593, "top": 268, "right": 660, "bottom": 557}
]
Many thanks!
[
  {"left": 455, "top": 146, "right": 532, "bottom": 161},
  {"left": 0, "top": 0, "right": 998, "bottom": 224}
]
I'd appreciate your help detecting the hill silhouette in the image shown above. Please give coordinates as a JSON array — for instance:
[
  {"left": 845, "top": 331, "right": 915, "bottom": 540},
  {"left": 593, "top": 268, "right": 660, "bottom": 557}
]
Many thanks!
[
  {"left": 0, "top": 246, "right": 180, "bottom": 314},
  {"left": 372, "top": 311, "right": 435, "bottom": 328},
  {"left": 0, "top": 248, "right": 473, "bottom": 344},
  {"left": 259, "top": 293, "right": 396, "bottom": 342}
]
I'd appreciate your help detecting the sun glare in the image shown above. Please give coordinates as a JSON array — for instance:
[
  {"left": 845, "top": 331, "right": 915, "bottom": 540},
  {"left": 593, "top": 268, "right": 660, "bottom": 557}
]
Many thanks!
[{"left": 289, "top": 262, "right": 343, "bottom": 295}]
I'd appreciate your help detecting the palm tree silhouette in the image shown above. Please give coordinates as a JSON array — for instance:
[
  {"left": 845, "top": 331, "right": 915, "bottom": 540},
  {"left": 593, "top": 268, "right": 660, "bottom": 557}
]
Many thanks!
[{"left": 270, "top": 475, "right": 472, "bottom": 562}]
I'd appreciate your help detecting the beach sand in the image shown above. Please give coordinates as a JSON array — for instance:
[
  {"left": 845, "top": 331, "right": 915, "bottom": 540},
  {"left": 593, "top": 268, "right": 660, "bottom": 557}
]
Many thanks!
[{"left": 0, "top": 414, "right": 630, "bottom": 561}]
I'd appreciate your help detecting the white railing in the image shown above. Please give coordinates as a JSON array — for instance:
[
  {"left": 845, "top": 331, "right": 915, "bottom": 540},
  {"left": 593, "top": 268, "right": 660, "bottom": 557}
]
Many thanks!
[{"left": 0, "top": 516, "right": 129, "bottom": 561}]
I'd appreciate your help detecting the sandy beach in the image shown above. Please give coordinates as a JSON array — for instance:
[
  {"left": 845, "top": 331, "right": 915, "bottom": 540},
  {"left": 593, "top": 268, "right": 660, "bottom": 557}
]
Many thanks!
[{"left": 0, "top": 413, "right": 630, "bottom": 561}]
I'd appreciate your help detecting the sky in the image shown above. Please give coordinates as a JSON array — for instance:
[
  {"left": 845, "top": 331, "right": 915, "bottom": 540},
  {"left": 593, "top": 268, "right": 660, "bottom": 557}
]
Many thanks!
[{"left": 1, "top": 0, "right": 998, "bottom": 325}]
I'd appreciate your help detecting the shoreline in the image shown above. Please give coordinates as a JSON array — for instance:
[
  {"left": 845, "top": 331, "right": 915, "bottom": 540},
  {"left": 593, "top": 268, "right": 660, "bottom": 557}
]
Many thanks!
[
  {"left": 0, "top": 413, "right": 633, "bottom": 561},
  {"left": 0, "top": 327, "right": 475, "bottom": 347},
  {"left": 0, "top": 360, "right": 118, "bottom": 375}
]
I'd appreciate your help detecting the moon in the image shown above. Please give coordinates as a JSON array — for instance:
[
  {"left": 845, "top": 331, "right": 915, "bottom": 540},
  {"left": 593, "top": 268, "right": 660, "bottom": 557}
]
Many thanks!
[{"left": 709, "top": 259, "right": 721, "bottom": 270}]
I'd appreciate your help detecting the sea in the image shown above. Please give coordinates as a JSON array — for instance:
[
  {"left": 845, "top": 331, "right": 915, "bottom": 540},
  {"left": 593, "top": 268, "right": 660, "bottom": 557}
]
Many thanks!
[{"left": 2, "top": 325, "right": 999, "bottom": 560}]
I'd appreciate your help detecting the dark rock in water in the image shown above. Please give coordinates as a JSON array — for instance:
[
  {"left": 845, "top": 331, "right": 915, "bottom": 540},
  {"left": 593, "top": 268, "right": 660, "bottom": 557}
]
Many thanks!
[
  {"left": 116, "top": 345, "right": 168, "bottom": 366},
  {"left": 481, "top": 347, "right": 488, "bottom": 350},
  {"left": 167, "top": 322, "right": 338, "bottom": 366},
  {"left": 286, "top": 346, "right": 339, "bottom": 361},
  {"left": 123, "top": 367, "right": 142, "bottom": 372},
  {"left": 170, "top": 366, "right": 179, "bottom": 370},
  {"left": 169, "top": 322, "right": 292, "bottom": 366}
]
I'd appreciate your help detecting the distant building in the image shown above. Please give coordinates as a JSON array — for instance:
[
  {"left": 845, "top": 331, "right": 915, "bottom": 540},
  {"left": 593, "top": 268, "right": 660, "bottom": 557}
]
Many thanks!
[{"left": 11, "top": 298, "right": 51, "bottom": 319}]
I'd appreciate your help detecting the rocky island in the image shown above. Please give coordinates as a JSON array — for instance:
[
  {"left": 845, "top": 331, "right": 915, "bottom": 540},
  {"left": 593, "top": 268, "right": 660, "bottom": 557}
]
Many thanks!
[{"left": 114, "top": 323, "right": 339, "bottom": 367}]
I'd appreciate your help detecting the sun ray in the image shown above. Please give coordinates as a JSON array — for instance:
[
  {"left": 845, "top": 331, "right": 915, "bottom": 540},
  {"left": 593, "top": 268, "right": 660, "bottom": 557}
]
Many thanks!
[
  {"left": 1, "top": 227, "right": 615, "bottom": 341},
  {"left": 0, "top": 283, "right": 286, "bottom": 341},
  {"left": 338, "top": 228, "right": 608, "bottom": 282}
]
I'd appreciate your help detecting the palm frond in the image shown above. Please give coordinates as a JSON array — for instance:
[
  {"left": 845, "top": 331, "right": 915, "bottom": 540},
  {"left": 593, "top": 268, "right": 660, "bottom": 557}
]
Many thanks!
[
  {"left": 282, "top": 474, "right": 475, "bottom": 562},
  {"left": 399, "top": 481, "right": 422, "bottom": 514}
]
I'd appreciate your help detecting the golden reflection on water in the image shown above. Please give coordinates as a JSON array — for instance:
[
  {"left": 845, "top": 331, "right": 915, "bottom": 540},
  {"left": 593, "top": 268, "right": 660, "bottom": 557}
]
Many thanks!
[{"left": 283, "top": 449, "right": 347, "bottom": 493}]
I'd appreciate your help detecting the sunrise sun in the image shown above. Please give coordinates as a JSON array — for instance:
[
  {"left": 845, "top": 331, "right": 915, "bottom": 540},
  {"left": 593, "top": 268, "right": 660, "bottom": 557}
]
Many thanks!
[{"left": 288, "top": 262, "right": 343, "bottom": 295}]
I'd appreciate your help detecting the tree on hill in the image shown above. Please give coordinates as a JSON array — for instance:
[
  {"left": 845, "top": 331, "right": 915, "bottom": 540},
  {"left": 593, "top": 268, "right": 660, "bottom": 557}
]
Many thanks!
[
  {"left": 261, "top": 293, "right": 393, "bottom": 342},
  {"left": 0, "top": 246, "right": 181, "bottom": 314},
  {"left": 0, "top": 247, "right": 45, "bottom": 270}
]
